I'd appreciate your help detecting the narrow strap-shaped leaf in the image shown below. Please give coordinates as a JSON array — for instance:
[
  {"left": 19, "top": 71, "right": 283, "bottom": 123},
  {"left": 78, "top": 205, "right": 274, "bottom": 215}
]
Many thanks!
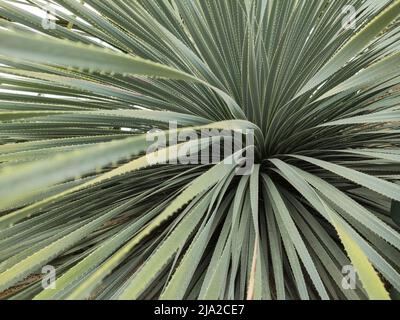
[
  {"left": 290, "top": 155, "right": 400, "bottom": 201},
  {"left": 0, "top": 29, "right": 246, "bottom": 119},
  {"left": 319, "top": 200, "right": 390, "bottom": 300},
  {"left": 247, "top": 164, "right": 262, "bottom": 299},
  {"left": 319, "top": 108, "right": 400, "bottom": 126},
  {"left": 318, "top": 52, "right": 400, "bottom": 100},
  {"left": 262, "top": 175, "right": 329, "bottom": 300},
  {"left": 0, "top": 121, "right": 255, "bottom": 227},
  {"left": 297, "top": 0, "right": 400, "bottom": 96},
  {"left": 269, "top": 160, "right": 391, "bottom": 300},
  {"left": 261, "top": 187, "right": 285, "bottom": 300},
  {"left": 63, "top": 152, "right": 242, "bottom": 300},
  {"left": 284, "top": 162, "right": 400, "bottom": 250},
  {"left": 391, "top": 200, "right": 400, "bottom": 226},
  {"left": 107, "top": 192, "right": 212, "bottom": 300}
]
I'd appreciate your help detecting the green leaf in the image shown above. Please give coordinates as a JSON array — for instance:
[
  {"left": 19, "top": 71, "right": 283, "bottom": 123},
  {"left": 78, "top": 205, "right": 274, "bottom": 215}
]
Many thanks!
[
  {"left": 297, "top": 0, "right": 400, "bottom": 96},
  {"left": 391, "top": 200, "right": 400, "bottom": 226}
]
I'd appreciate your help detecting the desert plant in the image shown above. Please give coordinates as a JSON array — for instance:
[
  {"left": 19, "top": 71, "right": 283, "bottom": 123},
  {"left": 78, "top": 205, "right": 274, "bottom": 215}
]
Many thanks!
[{"left": 0, "top": 0, "right": 399, "bottom": 300}]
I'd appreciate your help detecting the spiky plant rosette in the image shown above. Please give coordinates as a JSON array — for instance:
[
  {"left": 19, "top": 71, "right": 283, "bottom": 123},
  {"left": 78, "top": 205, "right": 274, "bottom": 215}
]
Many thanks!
[{"left": 0, "top": 0, "right": 399, "bottom": 300}]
